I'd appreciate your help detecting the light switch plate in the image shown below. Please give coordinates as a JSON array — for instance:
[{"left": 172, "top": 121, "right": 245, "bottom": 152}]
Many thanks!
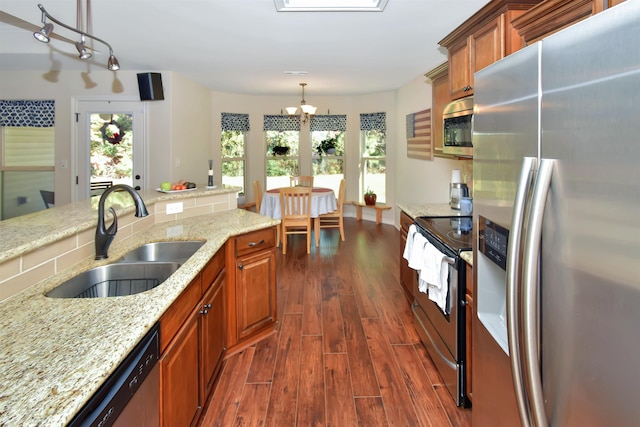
[{"left": 166, "top": 202, "right": 183, "bottom": 214}]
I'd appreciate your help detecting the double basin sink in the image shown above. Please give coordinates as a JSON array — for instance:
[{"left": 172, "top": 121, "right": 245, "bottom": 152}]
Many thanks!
[{"left": 46, "top": 241, "right": 206, "bottom": 299}]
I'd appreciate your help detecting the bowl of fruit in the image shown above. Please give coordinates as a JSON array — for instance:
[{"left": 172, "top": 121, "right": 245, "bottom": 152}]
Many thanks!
[{"left": 158, "top": 180, "right": 197, "bottom": 192}]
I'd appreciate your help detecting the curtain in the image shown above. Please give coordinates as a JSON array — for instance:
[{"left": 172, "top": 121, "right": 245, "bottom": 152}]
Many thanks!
[
  {"left": 263, "top": 115, "right": 300, "bottom": 131},
  {"left": 221, "top": 112, "right": 250, "bottom": 131},
  {"left": 360, "top": 112, "right": 386, "bottom": 131},
  {"left": 310, "top": 115, "right": 347, "bottom": 131},
  {"left": 0, "top": 100, "right": 55, "bottom": 127}
]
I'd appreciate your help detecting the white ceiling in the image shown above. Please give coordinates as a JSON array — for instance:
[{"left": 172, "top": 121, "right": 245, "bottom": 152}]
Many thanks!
[{"left": 0, "top": 0, "right": 489, "bottom": 96}]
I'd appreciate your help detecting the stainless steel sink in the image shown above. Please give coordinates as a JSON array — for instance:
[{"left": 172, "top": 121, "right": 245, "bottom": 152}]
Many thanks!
[
  {"left": 46, "top": 262, "right": 181, "bottom": 298},
  {"left": 118, "top": 240, "right": 206, "bottom": 264}
]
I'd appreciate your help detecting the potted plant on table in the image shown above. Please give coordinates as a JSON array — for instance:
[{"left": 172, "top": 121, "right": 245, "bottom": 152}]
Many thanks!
[{"left": 364, "top": 188, "right": 377, "bottom": 206}]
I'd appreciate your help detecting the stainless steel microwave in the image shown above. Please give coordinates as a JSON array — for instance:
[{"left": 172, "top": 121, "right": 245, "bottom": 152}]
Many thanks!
[{"left": 443, "top": 97, "right": 473, "bottom": 157}]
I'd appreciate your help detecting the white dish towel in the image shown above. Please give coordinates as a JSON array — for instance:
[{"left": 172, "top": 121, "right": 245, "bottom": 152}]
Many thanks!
[{"left": 420, "top": 242, "right": 450, "bottom": 313}]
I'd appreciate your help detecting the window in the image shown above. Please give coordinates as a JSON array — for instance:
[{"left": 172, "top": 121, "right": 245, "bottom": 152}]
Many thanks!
[
  {"left": 311, "top": 115, "right": 346, "bottom": 195},
  {"left": 360, "top": 112, "right": 386, "bottom": 203},
  {"left": 0, "top": 100, "right": 55, "bottom": 220},
  {"left": 221, "top": 113, "right": 250, "bottom": 192},
  {"left": 264, "top": 115, "right": 300, "bottom": 190}
]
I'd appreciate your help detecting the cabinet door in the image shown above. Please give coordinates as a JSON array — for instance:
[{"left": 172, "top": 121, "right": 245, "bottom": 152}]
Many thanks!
[
  {"left": 160, "top": 310, "right": 201, "bottom": 427},
  {"left": 236, "top": 248, "right": 276, "bottom": 340},
  {"left": 201, "top": 270, "right": 226, "bottom": 398},
  {"left": 471, "top": 17, "right": 502, "bottom": 75},
  {"left": 448, "top": 38, "right": 471, "bottom": 99}
]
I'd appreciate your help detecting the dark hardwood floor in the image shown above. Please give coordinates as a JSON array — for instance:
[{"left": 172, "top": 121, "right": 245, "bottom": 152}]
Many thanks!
[{"left": 201, "top": 217, "right": 472, "bottom": 426}]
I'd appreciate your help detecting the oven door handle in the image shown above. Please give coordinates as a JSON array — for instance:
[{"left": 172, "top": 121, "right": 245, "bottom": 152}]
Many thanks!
[{"left": 444, "top": 255, "right": 456, "bottom": 265}]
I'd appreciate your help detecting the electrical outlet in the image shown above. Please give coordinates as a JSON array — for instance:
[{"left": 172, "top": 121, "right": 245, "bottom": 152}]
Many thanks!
[{"left": 166, "top": 202, "right": 183, "bottom": 214}]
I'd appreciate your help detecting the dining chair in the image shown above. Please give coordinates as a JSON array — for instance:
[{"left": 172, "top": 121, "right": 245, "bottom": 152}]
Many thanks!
[
  {"left": 40, "top": 190, "right": 55, "bottom": 209},
  {"left": 253, "top": 180, "right": 263, "bottom": 212},
  {"left": 289, "top": 175, "right": 314, "bottom": 187},
  {"left": 315, "top": 179, "right": 345, "bottom": 246},
  {"left": 279, "top": 186, "right": 312, "bottom": 254}
]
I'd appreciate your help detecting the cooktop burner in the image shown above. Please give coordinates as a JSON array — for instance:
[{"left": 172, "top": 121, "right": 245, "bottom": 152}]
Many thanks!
[{"left": 414, "top": 216, "right": 473, "bottom": 254}]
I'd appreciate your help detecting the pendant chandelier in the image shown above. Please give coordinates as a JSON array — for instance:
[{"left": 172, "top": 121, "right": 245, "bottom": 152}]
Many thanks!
[
  {"left": 286, "top": 83, "right": 317, "bottom": 124},
  {"left": 33, "top": 1, "right": 120, "bottom": 71}
]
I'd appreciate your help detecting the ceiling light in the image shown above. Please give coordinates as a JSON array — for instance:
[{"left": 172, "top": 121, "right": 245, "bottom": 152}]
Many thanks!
[
  {"left": 107, "top": 51, "right": 119, "bottom": 71},
  {"left": 286, "top": 83, "right": 317, "bottom": 125},
  {"left": 75, "top": 34, "right": 92, "bottom": 59},
  {"left": 34, "top": 20, "right": 53, "bottom": 43},
  {"left": 34, "top": 3, "right": 120, "bottom": 71},
  {"left": 274, "top": 0, "right": 388, "bottom": 12}
]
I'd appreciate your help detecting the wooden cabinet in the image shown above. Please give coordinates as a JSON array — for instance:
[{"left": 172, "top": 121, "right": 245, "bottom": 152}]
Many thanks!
[
  {"left": 226, "top": 226, "right": 277, "bottom": 354},
  {"left": 201, "top": 263, "right": 226, "bottom": 399},
  {"left": 160, "top": 305, "right": 201, "bottom": 427},
  {"left": 399, "top": 210, "right": 415, "bottom": 300},
  {"left": 512, "top": 0, "right": 626, "bottom": 45},
  {"left": 159, "top": 247, "right": 226, "bottom": 427},
  {"left": 465, "top": 262, "right": 474, "bottom": 402},
  {"left": 425, "top": 63, "right": 451, "bottom": 156},
  {"left": 439, "top": 0, "right": 542, "bottom": 99},
  {"left": 448, "top": 17, "right": 502, "bottom": 99}
]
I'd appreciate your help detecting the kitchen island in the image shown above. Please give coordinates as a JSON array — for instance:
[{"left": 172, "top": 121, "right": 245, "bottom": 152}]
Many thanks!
[{"left": 0, "top": 187, "right": 279, "bottom": 426}]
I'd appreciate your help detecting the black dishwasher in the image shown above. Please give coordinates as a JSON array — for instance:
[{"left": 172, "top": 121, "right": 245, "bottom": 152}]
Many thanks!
[{"left": 68, "top": 322, "right": 160, "bottom": 427}]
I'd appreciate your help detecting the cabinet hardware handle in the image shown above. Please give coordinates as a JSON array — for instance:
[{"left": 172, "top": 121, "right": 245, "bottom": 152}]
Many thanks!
[
  {"left": 204, "top": 303, "right": 212, "bottom": 309},
  {"left": 200, "top": 309, "right": 208, "bottom": 315},
  {"left": 248, "top": 239, "right": 265, "bottom": 247},
  {"left": 238, "top": 263, "right": 244, "bottom": 270}
]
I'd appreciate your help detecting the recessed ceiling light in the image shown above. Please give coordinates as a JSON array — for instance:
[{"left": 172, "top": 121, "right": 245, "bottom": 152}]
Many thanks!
[
  {"left": 274, "top": 0, "right": 388, "bottom": 12},
  {"left": 284, "top": 71, "right": 308, "bottom": 76}
]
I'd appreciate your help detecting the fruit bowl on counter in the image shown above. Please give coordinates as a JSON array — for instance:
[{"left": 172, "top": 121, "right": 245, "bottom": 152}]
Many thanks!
[{"left": 157, "top": 180, "right": 197, "bottom": 192}]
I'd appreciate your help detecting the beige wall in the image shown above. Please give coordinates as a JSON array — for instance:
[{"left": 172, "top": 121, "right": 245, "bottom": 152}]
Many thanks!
[{"left": 1, "top": 68, "right": 469, "bottom": 226}]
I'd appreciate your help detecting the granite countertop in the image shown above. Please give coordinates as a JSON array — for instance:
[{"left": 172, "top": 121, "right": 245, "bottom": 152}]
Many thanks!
[
  {"left": 0, "top": 207, "right": 278, "bottom": 426},
  {"left": 397, "top": 202, "right": 473, "bottom": 266},
  {"left": 0, "top": 186, "right": 239, "bottom": 264}
]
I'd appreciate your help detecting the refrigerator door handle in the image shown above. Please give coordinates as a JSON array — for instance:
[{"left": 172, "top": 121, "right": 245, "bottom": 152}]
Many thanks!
[
  {"left": 522, "top": 158, "right": 554, "bottom": 427},
  {"left": 507, "top": 156, "right": 537, "bottom": 427}
]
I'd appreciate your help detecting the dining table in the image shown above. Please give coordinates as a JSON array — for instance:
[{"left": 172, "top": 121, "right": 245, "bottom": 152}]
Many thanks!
[{"left": 259, "top": 187, "right": 337, "bottom": 220}]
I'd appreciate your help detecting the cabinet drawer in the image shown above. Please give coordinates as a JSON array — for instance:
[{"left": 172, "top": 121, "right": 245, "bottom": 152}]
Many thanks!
[{"left": 234, "top": 227, "right": 276, "bottom": 258}]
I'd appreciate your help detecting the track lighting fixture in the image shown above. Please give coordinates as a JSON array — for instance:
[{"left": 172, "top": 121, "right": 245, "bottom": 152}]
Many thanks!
[
  {"left": 75, "top": 34, "right": 92, "bottom": 60},
  {"left": 33, "top": 3, "right": 120, "bottom": 71},
  {"left": 286, "top": 83, "right": 317, "bottom": 125},
  {"left": 34, "top": 20, "right": 53, "bottom": 43}
]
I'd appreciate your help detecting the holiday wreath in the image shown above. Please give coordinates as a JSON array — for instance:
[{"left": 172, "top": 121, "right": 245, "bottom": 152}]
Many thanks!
[{"left": 100, "top": 120, "right": 125, "bottom": 144}]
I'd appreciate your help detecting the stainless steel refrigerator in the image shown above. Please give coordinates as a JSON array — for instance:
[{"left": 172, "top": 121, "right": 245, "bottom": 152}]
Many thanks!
[{"left": 472, "top": 2, "right": 640, "bottom": 426}]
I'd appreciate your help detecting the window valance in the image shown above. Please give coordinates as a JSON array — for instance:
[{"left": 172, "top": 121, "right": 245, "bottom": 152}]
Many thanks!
[
  {"left": 0, "top": 100, "right": 55, "bottom": 127},
  {"left": 310, "top": 115, "right": 346, "bottom": 132},
  {"left": 360, "top": 112, "right": 386, "bottom": 131},
  {"left": 221, "top": 112, "right": 250, "bottom": 131},
  {"left": 263, "top": 115, "right": 300, "bottom": 131}
]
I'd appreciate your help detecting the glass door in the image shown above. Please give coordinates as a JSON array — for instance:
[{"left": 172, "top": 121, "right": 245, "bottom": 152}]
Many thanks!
[{"left": 75, "top": 100, "right": 146, "bottom": 201}]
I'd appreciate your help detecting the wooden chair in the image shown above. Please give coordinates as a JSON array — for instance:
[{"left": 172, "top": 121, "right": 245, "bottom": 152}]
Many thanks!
[
  {"left": 253, "top": 180, "right": 263, "bottom": 212},
  {"left": 279, "top": 186, "right": 312, "bottom": 254},
  {"left": 315, "top": 179, "right": 346, "bottom": 247},
  {"left": 40, "top": 190, "right": 55, "bottom": 209},
  {"left": 90, "top": 180, "right": 113, "bottom": 197},
  {"left": 289, "top": 175, "right": 314, "bottom": 187}
]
